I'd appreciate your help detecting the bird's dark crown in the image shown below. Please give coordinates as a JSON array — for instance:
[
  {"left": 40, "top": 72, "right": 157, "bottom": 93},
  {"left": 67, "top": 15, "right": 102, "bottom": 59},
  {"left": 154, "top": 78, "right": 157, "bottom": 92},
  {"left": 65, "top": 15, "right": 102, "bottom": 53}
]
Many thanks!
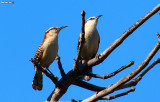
[{"left": 45, "top": 27, "right": 60, "bottom": 34}]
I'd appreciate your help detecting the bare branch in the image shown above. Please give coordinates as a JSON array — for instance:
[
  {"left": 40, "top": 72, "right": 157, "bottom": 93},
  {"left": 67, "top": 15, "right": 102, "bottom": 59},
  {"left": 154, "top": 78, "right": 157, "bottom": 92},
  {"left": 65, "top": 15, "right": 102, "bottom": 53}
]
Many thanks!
[
  {"left": 82, "top": 34, "right": 160, "bottom": 102},
  {"left": 101, "top": 87, "right": 135, "bottom": 100},
  {"left": 72, "top": 79, "right": 106, "bottom": 92},
  {"left": 74, "top": 57, "right": 159, "bottom": 98},
  {"left": 156, "top": 32, "right": 160, "bottom": 39},
  {"left": 84, "top": 61, "right": 134, "bottom": 79},
  {"left": 57, "top": 99, "right": 78, "bottom": 102},
  {"left": 74, "top": 57, "right": 160, "bottom": 92},
  {"left": 56, "top": 55, "right": 66, "bottom": 77},
  {"left": 73, "top": 57, "right": 159, "bottom": 93},
  {"left": 138, "top": 58, "right": 160, "bottom": 79},
  {"left": 118, "top": 57, "right": 160, "bottom": 90},
  {"left": 117, "top": 33, "right": 160, "bottom": 90},
  {"left": 73, "top": 10, "right": 86, "bottom": 71}
]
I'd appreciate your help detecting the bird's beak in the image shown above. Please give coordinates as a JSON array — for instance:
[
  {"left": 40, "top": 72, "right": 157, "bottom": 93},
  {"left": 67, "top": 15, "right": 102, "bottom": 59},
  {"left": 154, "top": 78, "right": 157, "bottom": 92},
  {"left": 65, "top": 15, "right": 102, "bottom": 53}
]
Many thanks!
[
  {"left": 97, "top": 15, "right": 102, "bottom": 19},
  {"left": 60, "top": 26, "right": 68, "bottom": 29}
]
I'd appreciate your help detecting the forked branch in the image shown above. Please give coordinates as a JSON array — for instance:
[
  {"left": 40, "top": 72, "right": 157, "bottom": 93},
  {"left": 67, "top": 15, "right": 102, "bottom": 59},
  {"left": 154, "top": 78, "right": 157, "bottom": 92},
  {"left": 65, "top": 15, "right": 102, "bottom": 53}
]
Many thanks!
[
  {"left": 81, "top": 33, "right": 160, "bottom": 102},
  {"left": 84, "top": 61, "right": 134, "bottom": 79},
  {"left": 118, "top": 57, "right": 160, "bottom": 90}
]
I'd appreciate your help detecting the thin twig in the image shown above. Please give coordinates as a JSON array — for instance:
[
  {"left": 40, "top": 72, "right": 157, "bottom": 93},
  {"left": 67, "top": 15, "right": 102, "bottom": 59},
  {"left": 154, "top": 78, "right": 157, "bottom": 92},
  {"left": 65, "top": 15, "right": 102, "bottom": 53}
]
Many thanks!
[
  {"left": 101, "top": 87, "right": 135, "bottom": 100},
  {"left": 56, "top": 55, "right": 66, "bottom": 77},
  {"left": 156, "top": 32, "right": 160, "bottom": 39},
  {"left": 118, "top": 57, "right": 160, "bottom": 90},
  {"left": 138, "top": 58, "right": 160, "bottom": 78},
  {"left": 72, "top": 79, "right": 106, "bottom": 92},
  {"left": 73, "top": 11, "right": 86, "bottom": 71},
  {"left": 84, "top": 61, "right": 134, "bottom": 79},
  {"left": 117, "top": 33, "right": 160, "bottom": 90}
]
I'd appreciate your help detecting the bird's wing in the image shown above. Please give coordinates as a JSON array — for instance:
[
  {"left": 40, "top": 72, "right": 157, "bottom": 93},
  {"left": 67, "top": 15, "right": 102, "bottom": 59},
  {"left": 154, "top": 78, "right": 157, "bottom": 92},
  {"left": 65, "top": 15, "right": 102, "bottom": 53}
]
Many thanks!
[
  {"left": 91, "top": 30, "right": 100, "bottom": 59},
  {"left": 34, "top": 43, "right": 44, "bottom": 64}
]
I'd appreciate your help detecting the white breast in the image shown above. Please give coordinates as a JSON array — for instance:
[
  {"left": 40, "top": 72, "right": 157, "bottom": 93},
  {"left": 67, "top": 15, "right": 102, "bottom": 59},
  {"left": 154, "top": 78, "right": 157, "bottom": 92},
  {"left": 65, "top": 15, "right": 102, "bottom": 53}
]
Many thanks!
[
  {"left": 41, "top": 35, "right": 58, "bottom": 68},
  {"left": 81, "top": 28, "right": 100, "bottom": 60}
]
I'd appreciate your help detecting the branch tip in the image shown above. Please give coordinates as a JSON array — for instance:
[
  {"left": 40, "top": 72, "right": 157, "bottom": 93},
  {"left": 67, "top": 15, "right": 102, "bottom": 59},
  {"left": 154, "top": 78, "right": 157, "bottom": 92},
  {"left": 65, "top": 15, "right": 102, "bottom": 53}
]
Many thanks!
[
  {"left": 81, "top": 10, "right": 86, "bottom": 16},
  {"left": 130, "top": 61, "right": 134, "bottom": 65},
  {"left": 55, "top": 55, "right": 66, "bottom": 77},
  {"left": 73, "top": 10, "right": 86, "bottom": 71},
  {"left": 156, "top": 32, "right": 160, "bottom": 39}
]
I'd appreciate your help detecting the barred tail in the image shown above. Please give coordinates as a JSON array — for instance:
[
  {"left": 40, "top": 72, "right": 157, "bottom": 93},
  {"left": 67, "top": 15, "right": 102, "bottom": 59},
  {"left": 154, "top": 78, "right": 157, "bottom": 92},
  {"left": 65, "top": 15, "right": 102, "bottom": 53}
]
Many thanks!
[{"left": 32, "top": 70, "right": 43, "bottom": 91}]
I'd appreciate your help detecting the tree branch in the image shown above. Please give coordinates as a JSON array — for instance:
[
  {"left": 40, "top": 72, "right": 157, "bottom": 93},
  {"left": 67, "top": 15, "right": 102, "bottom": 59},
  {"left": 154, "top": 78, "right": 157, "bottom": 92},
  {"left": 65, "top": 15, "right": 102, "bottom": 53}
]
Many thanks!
[
  {"left": 56, "top": 55, "right": 66, "bottom": 77},
  {"left": 73, "top": 57, "right": 160, "bottom": 98},
  {"left": 84, "top": 61, "right": 134, "bottom": 79},
  {"left": 73, "top": 10, "right": 86, "bottom": 71},
  {"left": 118, "top": 57, "right": 160, "bottom": 90},
  {"left": 117, "top": 33, "right": 160, "bottom": 90},
  {"left": 72, "top": 79, "right": 106, "bottom": 92},
  {"left": 81, "top": 33, "right": 160, "bottom": 102},
  {"left": 156, "top": 32, "right": 160, "bottom": 39},
  {"left": 101, "top": 87, "right": 135, "bottom": 100},
  {"left": 73, "top": 57, "right": 160, "bottom": 92}
]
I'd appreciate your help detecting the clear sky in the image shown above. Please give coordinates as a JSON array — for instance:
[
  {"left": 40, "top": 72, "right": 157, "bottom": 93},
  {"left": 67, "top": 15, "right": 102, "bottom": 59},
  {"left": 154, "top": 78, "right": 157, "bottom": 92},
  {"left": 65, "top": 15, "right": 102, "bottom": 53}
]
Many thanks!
[{"left": 0, "top": 0, "right": 160, "bottom": 102}]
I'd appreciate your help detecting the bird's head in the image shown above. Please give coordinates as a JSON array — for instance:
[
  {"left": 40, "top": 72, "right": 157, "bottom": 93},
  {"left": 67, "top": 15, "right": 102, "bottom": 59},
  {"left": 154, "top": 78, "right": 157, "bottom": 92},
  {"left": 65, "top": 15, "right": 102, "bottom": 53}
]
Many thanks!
[
  {"left": 45, "top": 26, "right": 68, "bottom": 36},
  {"left": 85, "top": 15, "right": 102, "bottom": 28},
  {"left": 43, "top": 26, "right": 67, "bottom": 41}
]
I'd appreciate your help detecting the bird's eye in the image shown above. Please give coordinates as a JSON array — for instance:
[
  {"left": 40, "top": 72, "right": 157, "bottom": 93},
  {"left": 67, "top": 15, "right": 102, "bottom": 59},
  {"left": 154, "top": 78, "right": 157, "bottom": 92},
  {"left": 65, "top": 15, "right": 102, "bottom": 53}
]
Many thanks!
[{"left": 89, "top": 18, "right": 95, "bottom": 20}]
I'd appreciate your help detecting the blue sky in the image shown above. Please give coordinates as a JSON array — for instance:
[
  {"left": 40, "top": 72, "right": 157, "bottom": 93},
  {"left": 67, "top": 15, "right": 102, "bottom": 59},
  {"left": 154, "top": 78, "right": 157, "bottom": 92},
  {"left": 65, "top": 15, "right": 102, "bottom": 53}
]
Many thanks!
[{"left": 0, "top": 0, "right": 160, "bottom": 102}]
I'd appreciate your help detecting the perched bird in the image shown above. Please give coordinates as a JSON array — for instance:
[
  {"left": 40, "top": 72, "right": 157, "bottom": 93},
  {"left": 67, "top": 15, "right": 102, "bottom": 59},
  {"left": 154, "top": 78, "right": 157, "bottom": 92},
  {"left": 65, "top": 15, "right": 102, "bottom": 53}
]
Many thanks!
[
  {"left": 32, "top": 26, "right": 67, "bottom": 90},
  {"left": 78, "top": 15, "right": 102, "bottom": 81}
]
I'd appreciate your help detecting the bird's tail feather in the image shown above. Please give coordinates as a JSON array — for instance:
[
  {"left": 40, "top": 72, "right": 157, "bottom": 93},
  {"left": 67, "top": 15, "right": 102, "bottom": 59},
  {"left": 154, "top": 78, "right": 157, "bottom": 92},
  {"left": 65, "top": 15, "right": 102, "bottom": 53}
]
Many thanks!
[
  {"left": 82, "top": 59, "right": 92, "bottom": 81},
  {"left": 83, "top": 68, "right": 92, "bottom": 81},
  {"left": 32, "top": 71, "right": 43, "bottom": 91}
]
